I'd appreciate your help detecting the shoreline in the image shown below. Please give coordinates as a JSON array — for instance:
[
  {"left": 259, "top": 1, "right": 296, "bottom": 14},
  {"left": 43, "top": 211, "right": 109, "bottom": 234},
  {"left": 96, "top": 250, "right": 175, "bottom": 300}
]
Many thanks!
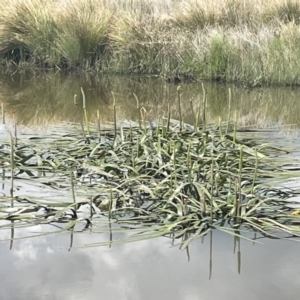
[{"left": 0, "top": 0, "right": 300, "bottom": 86}]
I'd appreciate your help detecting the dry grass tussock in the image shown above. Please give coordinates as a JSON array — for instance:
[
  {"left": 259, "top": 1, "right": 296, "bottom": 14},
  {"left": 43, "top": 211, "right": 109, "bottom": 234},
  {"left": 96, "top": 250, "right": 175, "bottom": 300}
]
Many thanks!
[{"left": 0, "top": 0, "right": 299, "bottom": 84}]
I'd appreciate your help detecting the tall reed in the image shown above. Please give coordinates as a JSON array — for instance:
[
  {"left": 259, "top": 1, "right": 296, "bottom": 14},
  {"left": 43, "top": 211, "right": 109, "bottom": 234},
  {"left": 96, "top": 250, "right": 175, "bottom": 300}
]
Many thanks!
[
  {"left": 81, "top": 87, "right": 90, "bottom": 135},
  {"left": 111, "top": 91, "right": 117, "bottom": 138},
  {"left": 202, "top": 83, "right": 207, "bottom": 132},
  {"left": 177, "top": 86, "right": 182, "bottom": 131},
  {"left": 1, "top": 0, "right": 300, "bottom": 85}
]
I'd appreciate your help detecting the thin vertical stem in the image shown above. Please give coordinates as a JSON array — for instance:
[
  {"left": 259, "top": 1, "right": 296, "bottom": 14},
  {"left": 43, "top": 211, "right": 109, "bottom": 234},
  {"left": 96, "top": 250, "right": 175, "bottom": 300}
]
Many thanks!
[
  {"left": 237, "top": 235, "right": 241, "bottom": 274},
  {"left": 167, "top": 103, "right": 171, "bottom": 133},
  {"left": 14, "top": 123, "right": 17, "bottom": 147},
  {"left": 209, "top": 230, "right": 213, "bottom": 280},
  {"left": 177, "top": 86, "right": 182, "bottom": 131},
  {"left": 187, "top": 140, "right": 192, "bottom": 182},
  {"left": 97, "top": 110, "right": 101, "bottom": 142},
  {"left": 226, "top": 87, "right": 232, "bottom": 135},
  {"left": 81, "top": 87, "right": 90, "bottom": 136},
  {"left": 68, "top": 228, "right": 74, "bottom": 252},
  {"left": 9, "top": 131, "right": 14, "bottom": 200},
  {"left": 90, "top": 196, "right": 93, "bottom": 219},
  {"left": 70, "top": 171, "right": 76, "bottom": 204},
  {"left": 210, "top": 154, "right": 214, "bottom": 222},
  {"left": 233, "top": 110, "right": 237, "bottom": 143},
  {"left": 10, "top": 220, "right": 14, "bottom": 250},
  {"left": 140, "top": 107, "right": 146, "bottom": 131},
  {"left": 202, "top": 83, "right": 206, "bottom": 132},
  {"left": 74, "top": 94, "right": 78, "bottom": 105},
  {"left": 200, "top": 189, "right": 206, "bottom": 214},
  {"left": 237, "top": 146, "right": 243, "bottom": 219},
  {"left": 133, "top": 93, "right": 141, "bottom": 130},
  {"left": 111, "top": 91, "right": 117, "bottom": 139},
  {"left": 109, "top": 189, "right": 113, "bottom": 248},
  {"left": 251, "top": 149, "right": 258, "bottom": 194}
]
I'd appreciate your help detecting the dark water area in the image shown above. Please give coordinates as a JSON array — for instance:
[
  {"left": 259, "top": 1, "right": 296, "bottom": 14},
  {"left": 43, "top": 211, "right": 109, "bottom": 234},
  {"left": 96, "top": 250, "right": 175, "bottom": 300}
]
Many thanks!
[
  {"left": 1, "top": 70, "right": 300, "bottom": 129},
  {"left": 1, "top": 70, "right": 300, "bottom": 299}
]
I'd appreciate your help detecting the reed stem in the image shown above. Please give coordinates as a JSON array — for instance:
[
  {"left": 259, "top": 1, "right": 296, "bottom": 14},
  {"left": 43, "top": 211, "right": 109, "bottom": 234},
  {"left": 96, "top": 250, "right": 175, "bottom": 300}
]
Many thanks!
[
  {"left": 97, "top": 109, "right": 101, "bottom": 141},
  {"left": 226, "top": 87, "right": 232, "bottom": 135},
  {"left": 233, "top": 110, "right": 237, "bottom": 143},
  {"left": 70, "top": 171, "right": 76, "bottom": 204},
  {"left": 167, "top": 102, "right": 170, "bottom": 133},
  {"left": 81, "top": 87, "right": 90, "bottom": 135},
  {"left": 251, "top": 149, "right": 259, "bottom": 194},
  {"left": 237, "top": 146, "right": 243, "bottom": 219},
  {"left": 177, "top": 86, "right": 182, "bottom": 131},
  {"left": 140, "top": 107, "right": 146, "bottom": 131},
  {"left": 8, "top": 130, "right": 14, "bottom": 200},
  {"left": 111, "top": 91, "right": 117, "bottom": 139},
  {"left": 209, "top": 230, "right": 213, "bottom": 280},
  {"left": 133, "top": 93, "right": 141, "bottom": 130},
  {"left": 202, "top": 83, "right": 206, "bottom": 132},
  {"left": 210, "top": 154, "right": 214, "bottom": 222}
]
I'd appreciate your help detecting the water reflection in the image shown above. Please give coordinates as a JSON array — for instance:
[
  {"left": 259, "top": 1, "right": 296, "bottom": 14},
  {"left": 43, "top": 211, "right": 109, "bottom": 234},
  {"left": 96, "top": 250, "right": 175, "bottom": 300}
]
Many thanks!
[
  {"left": 0, "top": 71, "right": 300, "bottom": 127},
  {"left": 1, "top": 70, "right": 300, "bottom": 299},
  {"left": 0, "top": 225, "right": 299, "bottom": 300}
]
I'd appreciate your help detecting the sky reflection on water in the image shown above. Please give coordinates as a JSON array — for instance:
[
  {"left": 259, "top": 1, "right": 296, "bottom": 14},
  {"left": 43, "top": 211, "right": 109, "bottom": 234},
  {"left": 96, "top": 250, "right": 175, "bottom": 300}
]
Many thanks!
[
  {"left": 0, "top": 72, "right": 300, "bottom": 300},
  {"left": 0, "top": 226, "right": 299, "bottom": 300}
]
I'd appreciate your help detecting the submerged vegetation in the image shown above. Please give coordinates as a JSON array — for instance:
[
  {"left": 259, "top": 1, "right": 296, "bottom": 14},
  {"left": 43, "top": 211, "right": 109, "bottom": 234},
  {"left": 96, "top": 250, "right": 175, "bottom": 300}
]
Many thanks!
[
  {"left": 1, "top": 92, "right": 300, "bottom": 247},
  {"left": 1, "top": 0, "right": 300, "bottom": 85}
]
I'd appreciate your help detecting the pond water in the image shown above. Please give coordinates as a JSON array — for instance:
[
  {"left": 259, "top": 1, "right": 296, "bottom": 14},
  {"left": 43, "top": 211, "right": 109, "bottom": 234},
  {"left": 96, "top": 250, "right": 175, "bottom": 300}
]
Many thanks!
[
  {"left": 1, "top": 70, "right": 300, "bottom": 129},
  {"left": 1, "top": 227, "right": 300, "bottom": 300},
  {"left": 1, "top": 71, "right": 300, "bottom": 299}
]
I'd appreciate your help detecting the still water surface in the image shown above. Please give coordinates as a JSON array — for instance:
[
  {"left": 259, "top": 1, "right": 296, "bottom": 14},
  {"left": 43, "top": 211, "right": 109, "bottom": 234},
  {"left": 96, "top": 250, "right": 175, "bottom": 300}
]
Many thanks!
[
  {"left": 1, "top": 71, "right": 300, "bottom": 299},
  {"left": 1, "top": 228, "right": 299, "bottom": 300},
  {"left": 1, "top": 70, "right": 300, "bottom": 128}
]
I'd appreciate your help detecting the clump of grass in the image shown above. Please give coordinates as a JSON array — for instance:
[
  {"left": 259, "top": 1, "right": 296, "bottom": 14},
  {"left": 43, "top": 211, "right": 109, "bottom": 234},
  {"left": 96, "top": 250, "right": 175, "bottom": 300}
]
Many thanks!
[
  {"left": 109, "top": 13, "right": 175, "bottom": 74},
  {"left": 186, "top": 22, "right": 300, "bottom": 86},
  {"left": 208, "top": 33, "right": 231, "bottom": 80},
  {"left": 55, "top": 0, "right": 112, "bottom": 69},
  {"left": 1, "top": 0, "right": 300, "bottom": 85},
  {"left": 171, "top": 0, "right": 262, "bottom": 31},
  {"left": 171, "top": 1, "right": 217, "bottom": 30},
  {"left": 269, "top": 0, "right": 300, "bottom": 25},
  {"left": 220, "top": 0, "right": 255, "bottom": 27},
  {"left": 0, "top": 0, "right": 59, "bottom": 66},
  {"left": 266, "top": 22, "right": 300, "bottom": 84}
]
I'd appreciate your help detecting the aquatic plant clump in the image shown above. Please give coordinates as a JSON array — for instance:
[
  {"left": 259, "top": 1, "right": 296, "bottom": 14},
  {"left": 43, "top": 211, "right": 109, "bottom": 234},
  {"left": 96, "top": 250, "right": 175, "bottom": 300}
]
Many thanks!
[{"left": 0, "top": 120, "right": 300, "bottom": 247}]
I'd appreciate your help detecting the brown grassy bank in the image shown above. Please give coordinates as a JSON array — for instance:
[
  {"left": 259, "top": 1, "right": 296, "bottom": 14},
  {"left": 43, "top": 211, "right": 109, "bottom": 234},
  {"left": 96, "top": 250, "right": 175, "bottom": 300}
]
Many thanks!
[{"left": 1, "top": 0, "right": 300, "bottom": 85}]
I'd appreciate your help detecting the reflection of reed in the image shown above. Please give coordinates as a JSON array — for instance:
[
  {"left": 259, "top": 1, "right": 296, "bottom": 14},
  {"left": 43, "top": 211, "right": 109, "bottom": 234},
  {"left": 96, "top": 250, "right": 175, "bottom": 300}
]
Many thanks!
[
  {"left": 10, "top": 220, "right": 14, "bottom": 250},
  {"left": 209, "top": 230, "right": 213, "bottom": 280},
  {"left": 0, "top": 72, "right": 300, "bottom": 127},
  {"left": 234, "top": 232, "right": 242, "bottom": 274}
]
